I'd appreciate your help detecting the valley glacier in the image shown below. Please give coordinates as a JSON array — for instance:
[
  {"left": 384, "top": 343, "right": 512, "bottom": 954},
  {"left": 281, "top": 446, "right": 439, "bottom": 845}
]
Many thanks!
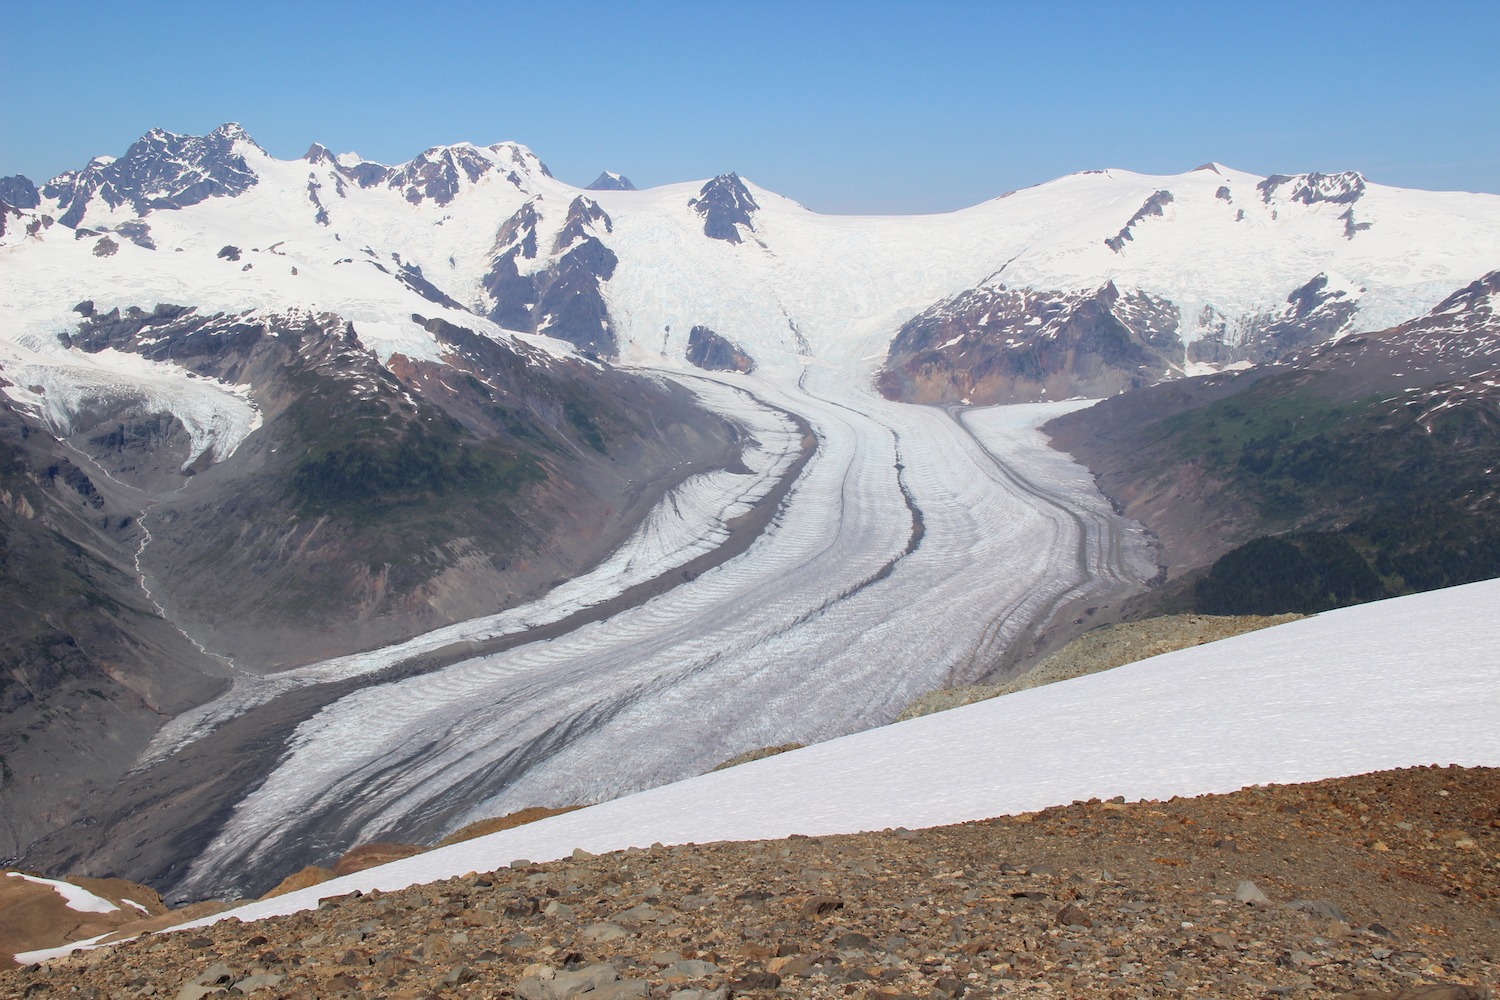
[
  {"left": 7, "top": 126, "right": 1500, "bottom": 898},
  {"left": 169, "top": 355, "right": 1156, "bottom": 900},
  {"left": 83, "top": 575, "right": 1500, "bottom": 954}
]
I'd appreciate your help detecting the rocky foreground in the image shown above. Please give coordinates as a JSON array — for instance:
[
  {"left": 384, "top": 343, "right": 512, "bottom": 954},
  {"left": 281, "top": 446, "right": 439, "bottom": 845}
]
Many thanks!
[{"left": 4, "top": 766, "right": 1497, "bottom": 1000}]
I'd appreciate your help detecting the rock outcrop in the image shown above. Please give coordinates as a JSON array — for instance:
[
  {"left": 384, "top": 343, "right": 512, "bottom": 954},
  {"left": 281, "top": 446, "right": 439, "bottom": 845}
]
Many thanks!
[{"left": 898, "top": 613, "right": 1301, "bottom": 722}]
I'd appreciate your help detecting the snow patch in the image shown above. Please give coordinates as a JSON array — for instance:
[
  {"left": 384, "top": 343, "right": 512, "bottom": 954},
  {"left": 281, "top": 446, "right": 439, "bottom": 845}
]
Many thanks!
[
  {"left": 4, "top": 871, "right": 120, "bottom": 914},
  {"left": 0, "top": 345, "right": 261, "bottom": 467}
]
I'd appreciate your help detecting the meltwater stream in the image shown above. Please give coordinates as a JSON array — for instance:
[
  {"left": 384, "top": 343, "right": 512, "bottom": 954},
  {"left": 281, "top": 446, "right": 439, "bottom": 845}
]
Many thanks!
[{"left": 170, "top": 356, "right": 1155, "bottom": 899}]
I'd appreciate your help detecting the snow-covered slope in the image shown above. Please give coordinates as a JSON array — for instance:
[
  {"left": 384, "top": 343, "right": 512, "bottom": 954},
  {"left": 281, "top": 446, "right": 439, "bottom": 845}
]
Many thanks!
[
  {"left": 134, "top": 576, "right": 1500, "bottom": 937},
  {"left": 8, "top": 131, "right": 1500, "bottom": 389}
]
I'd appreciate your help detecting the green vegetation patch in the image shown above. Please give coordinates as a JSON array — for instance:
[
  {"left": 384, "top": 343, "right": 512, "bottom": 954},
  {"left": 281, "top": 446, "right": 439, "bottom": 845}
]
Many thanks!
[
  {"left": 1168, "top": 373, "right": 1500, "bottom": 615},
  {"left": 284, "top": 374, "right": 543, "bottom": 520}
]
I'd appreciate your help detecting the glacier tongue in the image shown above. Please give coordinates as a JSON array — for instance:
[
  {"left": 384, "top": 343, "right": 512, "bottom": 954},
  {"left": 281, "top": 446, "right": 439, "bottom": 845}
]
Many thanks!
[
  {"left": 0, "top": 344, "right": 261, "bottom": 468},
  {"left": 168, "top": 340, "right": 1154, "bottom": 898}
]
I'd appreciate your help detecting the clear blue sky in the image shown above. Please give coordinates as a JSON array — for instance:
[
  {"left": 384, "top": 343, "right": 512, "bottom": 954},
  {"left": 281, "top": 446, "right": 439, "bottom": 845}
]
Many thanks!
[{"left": 2, "top": 0, "right": 1496, "bottom": 214}]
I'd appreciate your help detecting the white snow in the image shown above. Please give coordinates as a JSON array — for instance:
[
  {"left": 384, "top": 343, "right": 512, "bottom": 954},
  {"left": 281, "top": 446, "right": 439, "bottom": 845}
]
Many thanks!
[
  {"left": 13, "top": 932, "right": 116, "bottom": 966},
  {"left": 0, "top": 345, "right": 261, "bottom": 467},
  {"left": 155, "top": 576, "right": 1500, "bottom": 935},
  {"left": 4, "top": 871, "right": 120, "bottom": 914}
]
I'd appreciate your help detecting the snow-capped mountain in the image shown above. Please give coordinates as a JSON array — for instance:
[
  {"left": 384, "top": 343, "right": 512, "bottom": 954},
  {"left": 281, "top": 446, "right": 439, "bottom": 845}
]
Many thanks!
[
  {"left": 5, "top": 125, "right": 1500, "bottom": 902},
  {"left": 8, "top": 131, "right": 1499, "bottom": 399}
]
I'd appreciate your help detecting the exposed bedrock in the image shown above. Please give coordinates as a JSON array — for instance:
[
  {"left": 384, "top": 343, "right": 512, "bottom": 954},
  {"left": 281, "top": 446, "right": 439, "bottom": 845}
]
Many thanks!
[
  {"left": 685, "top": 326, "right": 754, "bottom": 372},
  {"left": 879, "top": 281, "right": 1183, "bottom": 405},
  {"left": 55, "top": 304, "right": 739, "bottom": 672},
  {"left": 483, "top": 197, "right": 620, "bottom": 356},
  {"left": 690, "top": 173, "right": 758, "bottom": 243}
]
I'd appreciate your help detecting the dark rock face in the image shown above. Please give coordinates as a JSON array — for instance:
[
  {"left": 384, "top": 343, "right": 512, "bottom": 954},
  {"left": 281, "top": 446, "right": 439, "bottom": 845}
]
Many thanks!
[
  {"left": 585, "top": 171, "right": 636, "bottom": 191},
  {"left": 1256, "top": 170, "right": 1365, "bottom": 205},
  {"left": 42, "top": 123, "right": 262, "bottom": 228},
  {"left": 52, "top": 302, "right": 734, "bottom": 672},
  {"left": 112, "top": 219, "right": 155, "bottom": 249},
  {"left": 0, "top": 394, "right": 225, "bottom": 863},
  {"left": 397, "top": 262, "right": 467, "bottom": 311},
  {"left": 306, "top": 175, "right": 331, "bottom": 225},
  {"left": 880, "top": 281, "right": 1183, "bottom": 404},
  {"left": 0, "top": 175, "right": 39, "bottom": 209},
  {"left": 1189, "top": 273, "right": 1359, "bottom": 365},
  {"left": 15, "top": 303, "right": 741, "bottom": 894},
  {"left": 1339, "top": 206, "right": 1373, "bottom": 239},
  {"left": 387, "top": 144, "right": 496, "bottom": 206},
  {"left": 685, "top": 326, "right": 754, "bottom": 372},
  {"left": 554, "top": 195, "right": 613, "bottom": 252},
  {"left": 483, "top": 197, "right": 620, "bottom": 356},
  {"left": 690, "top": 173, "right": 758, "bottom": 243},
  {"left": 0, "top": 201, "right": 20, "bottom": 239},
  {"left": 1104, "top": 190, "right": 1174, "bottom": 252},
  {"left": 385, "top": 142, "right": 549, "bottom": 207}
]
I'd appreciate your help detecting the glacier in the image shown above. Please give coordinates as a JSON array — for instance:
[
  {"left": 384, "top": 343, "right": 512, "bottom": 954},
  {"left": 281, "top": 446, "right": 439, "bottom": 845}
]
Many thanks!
[{"left": 8, "top": 129, "right": 1500, "bottom": 900}]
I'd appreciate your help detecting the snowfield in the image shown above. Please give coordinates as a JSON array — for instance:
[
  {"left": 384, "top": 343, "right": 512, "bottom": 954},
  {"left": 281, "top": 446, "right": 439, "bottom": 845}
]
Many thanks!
[{"left": 145, "top": 576, "right": 1500, "bottom": 939}]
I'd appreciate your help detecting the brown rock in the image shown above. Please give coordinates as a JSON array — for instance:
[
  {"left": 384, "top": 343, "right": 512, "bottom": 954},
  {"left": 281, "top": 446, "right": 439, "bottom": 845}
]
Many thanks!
[
  {"left": 1339, "top": 988, "right": 1491, "bottom": 1000},
  {"left": 97, "top": 899, "right": 235, "bottom": 944},
  {"left": 329, "top": 842, "right": 429, "bottom": 878},
  {"left": 436, "top": 806, "right": 585, "bottom": 847},
  {"left": 259, "top": 865, "right": 333, "bottom": 900},
  {"left": 1, "top": 869, "right": 170, "bottom": 959},
  {"left": 799, "top": 895, "right": 844, "bottom": 918},
  {"left": 1055, "top": 903, "right": 1093, "bottom": 927},
  {"left": 709, "top": 743, "right": 805, "bottom": 773}
]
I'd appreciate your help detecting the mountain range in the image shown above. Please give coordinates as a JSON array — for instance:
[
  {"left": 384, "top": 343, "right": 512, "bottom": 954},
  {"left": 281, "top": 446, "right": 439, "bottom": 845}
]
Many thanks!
[{"left": 1, "top": 124, "right": 1498, "bottom": 900}]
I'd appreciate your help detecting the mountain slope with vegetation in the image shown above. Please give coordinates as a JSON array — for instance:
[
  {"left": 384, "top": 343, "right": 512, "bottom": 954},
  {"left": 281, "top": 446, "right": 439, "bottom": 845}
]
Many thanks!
[{"left": 1045, "top": 272, "right": 1500, "bottom": 615}]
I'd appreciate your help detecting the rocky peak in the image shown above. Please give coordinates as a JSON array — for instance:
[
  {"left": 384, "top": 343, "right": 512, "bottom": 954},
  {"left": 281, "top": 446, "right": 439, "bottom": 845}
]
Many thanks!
[
  {"left": 1427, "top": 269, "right": 1500, "bottom": 318},
  {"left": 880, "top": 280, "right": 1184, "bottom": 404},
  {"left": 686, "top": 326, "right": 754, "bottom": 372},
  {"left": 0, "top": 175, "right": 40, "bottom": 209},
  {"left": 494, "top": 201, "right": 542, "bottom": 260},
  {"left": 41, "top": 123, "right": 264, "bottom": 228},
  {"left": 1257, "top": 170, "right": 1366, "bottom": 206},
  {"left": 483, "top": 196, "right": 620, "bottom": 355},
  {"left": 553, "top": 196, "right": 612, "bottom": 254},
  {"left": 585, "top": 171, "right": 636, "bottom": 191},
  {"left": 689, "top": 173, "right": 758, "bottom": 243},
  {"left": 384, "top": 141, "right": 551, "bottom": 207},
  {"left": 387, "top": 143, "right": 498, "bottom": 206},
  {"left": 487, "top": 141, "right": 553, "bottom": 179}
]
